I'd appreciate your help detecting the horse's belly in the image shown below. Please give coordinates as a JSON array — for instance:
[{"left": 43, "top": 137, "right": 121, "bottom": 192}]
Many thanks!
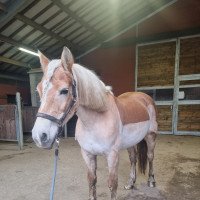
[
  {"left": 120, "top": 120, "right": 150, "bottom": 149},
  {"left": 76, "top": 132, "right": 115, "bottom": 155}
]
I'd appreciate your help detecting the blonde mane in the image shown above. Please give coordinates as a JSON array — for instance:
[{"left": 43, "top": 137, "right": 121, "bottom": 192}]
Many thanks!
[{"left": 72, "top": 64, "right": 112, "bottom": 112}]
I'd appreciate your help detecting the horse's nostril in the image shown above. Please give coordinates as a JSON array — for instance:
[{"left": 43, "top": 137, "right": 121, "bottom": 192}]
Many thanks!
[{"left": 41, "top": 132, "right": 48, "bottom": 142}]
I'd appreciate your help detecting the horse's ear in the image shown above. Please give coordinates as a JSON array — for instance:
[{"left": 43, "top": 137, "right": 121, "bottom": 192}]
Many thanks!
[
  {"left": 61, "top": 47, "right": 74, "bottom": 72},
  {"left": 38, "top": 50, "right": 49, "bottom": 73}
]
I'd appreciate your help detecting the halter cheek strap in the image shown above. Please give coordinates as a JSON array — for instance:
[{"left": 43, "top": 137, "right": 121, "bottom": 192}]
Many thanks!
[{"left": 36, "top": 80, "right": 77, "bottom": 137}]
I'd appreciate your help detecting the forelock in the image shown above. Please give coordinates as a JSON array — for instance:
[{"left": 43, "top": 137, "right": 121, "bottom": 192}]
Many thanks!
[{"left": 46, "top": 59, "right": 61, "bottom": 79}]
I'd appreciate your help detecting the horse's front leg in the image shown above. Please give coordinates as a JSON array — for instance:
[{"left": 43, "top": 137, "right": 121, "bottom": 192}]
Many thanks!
[
  {"left": 81, "top": 149, "right": 97, "bottom": 200},
  {"left": 106, "top": 150, "right": 119, "bottom": 200}
]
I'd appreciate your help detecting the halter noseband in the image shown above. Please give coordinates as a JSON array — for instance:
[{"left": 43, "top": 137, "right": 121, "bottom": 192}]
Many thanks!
[{"left": 36, "top": 80, "right": 77, "bottom": 137}]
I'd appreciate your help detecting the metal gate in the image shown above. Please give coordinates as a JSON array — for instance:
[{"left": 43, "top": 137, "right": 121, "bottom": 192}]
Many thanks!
[{"left": 136, "top": 35, "right": 200, "bottom": 136}]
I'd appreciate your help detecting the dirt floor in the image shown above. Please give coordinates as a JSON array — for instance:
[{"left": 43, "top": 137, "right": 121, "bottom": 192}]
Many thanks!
[{"left": 0, "top": 135, "right": 200, "bottom": 200}]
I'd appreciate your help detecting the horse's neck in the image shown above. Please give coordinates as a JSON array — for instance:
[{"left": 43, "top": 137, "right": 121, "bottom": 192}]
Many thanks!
[
  {"left": 76, "top": 106, "right": 102, "bottom": 128},
  {"left": 76, "top": 94, "right": 116, "bottom": 128}
]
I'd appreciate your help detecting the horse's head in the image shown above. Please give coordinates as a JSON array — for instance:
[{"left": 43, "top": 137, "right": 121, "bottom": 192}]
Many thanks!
[{"left": 32, "top": 47, "right": 78, "bottom": 149}]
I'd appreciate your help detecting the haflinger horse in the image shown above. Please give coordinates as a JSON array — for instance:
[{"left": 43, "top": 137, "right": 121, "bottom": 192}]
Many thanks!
[{"left": 32, "top": 47, "right": 158, "bottom": 200}]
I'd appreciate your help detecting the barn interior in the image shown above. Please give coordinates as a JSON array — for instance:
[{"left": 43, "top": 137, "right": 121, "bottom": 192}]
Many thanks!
[{"left": 0, "top": 0, "right": 200, "bottom": 200}]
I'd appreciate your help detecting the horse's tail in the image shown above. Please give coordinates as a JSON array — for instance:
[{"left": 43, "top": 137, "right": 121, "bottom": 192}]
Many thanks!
[{"left": 137, "top": 139, "right": 147, "bottom": 174}]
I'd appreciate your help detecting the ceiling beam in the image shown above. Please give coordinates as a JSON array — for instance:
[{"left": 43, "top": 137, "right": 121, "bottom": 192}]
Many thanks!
[
  {"left": 0, "top": 34, "right": 37, "bottom": 52},
  {"left": 0, "top": 0, "right": 35, "bottom": 29},
  {"left": 53, "top": 0, "right": 104, "bottom": 39},
  {"left": 76, "top": 0, "right": 178, "bottom": 59},
  {"left": 0, "top": 56, "right": 31, "bottom": 69},
  {"left": 0, "top": 74, "right": 28, "bottom": 82},
  {"left": 15, "top": 13, "right": 80, "bottom": 51}
]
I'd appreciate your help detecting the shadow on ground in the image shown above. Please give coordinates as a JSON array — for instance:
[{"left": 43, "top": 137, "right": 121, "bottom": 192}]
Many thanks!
[{"left": 118, "top": 184, "right": 166, "bottom": 200}]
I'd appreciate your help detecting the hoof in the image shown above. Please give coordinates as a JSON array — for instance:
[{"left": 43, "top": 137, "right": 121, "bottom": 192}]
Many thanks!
[
  {"left": 124, "top": 184, "right": 134, "bottom": 190},
  {"left": 148, "top": 181, "right": 156, "bottom": 188}
]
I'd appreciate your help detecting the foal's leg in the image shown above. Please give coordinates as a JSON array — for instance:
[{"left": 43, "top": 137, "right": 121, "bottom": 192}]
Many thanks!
[
  {"left": 81, "top": 149, "right": 97, "bottom": 200},
  {"left": 106, "top": 150, "right": 119, "bottom": 200},
  {"left": 145, "top": 132, "right": 157, "bottom": 187},
  {"left": 124, "top": 146, "right": 137, "bottom": 190}
]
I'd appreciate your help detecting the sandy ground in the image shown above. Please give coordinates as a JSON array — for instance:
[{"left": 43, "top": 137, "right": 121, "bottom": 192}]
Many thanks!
[{"left": 0, "top": 135, "right": 200, "bottom": 200}]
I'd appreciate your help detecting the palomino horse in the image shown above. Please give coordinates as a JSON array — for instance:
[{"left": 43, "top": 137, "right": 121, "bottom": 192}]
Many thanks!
[{"left": 32, "top": 47, "right": 158, "bottom": 200}]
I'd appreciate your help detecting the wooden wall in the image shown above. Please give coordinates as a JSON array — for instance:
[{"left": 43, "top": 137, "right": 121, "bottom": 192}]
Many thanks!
[
  {"left": 0, "top": 105, "right": 38, "bottom": 140},
  {"left": 0, "top": 105, "right": 16, "bottom": 140},
  {"left": 80, "top": 46, "right": 134, "bottom": 96},
  {"left": 178, "top": 105, "right": 200, "bottom": 131},
  {"left": 23, "top": 107, "right": 38, "bottom": 132},
  {"left": 180, "top": 37, "right": 200, "bottom": 75},
  {"left": 0, "top": 84, "right": 31, "bottom": 105},
  {"left": 157, "top": 106, "right": 172, "bottom": 131},
  {"left": 137, "top": 42, "right": 176, "bottom": 87}
]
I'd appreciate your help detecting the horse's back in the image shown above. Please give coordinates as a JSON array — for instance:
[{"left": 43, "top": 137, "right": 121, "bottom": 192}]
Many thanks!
[{"left": 115, "top": 92, "right": 156, "bottom": 126}]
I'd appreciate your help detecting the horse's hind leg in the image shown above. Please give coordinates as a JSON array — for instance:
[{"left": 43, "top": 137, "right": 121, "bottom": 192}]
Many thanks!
[
  {"left": 81, "top": 149, "right": 97, "bottom": 200},
  {"left": 106, "top": 150, "right": 119, "bottom": 200},
  {"left": 145, "top": 132, "right": 157, "bottom": 187},
  {"left": 124, "top": 146, "right": 137, "bottom": 190}
]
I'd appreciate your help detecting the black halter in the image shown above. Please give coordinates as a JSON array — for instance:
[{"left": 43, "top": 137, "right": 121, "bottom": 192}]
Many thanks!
[{"left": 36, "top": 80, "right": 77, "bottom": 137}]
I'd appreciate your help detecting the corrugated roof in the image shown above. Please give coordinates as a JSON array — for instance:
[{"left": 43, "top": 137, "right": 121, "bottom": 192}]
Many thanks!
[{"left": 0, "top": 0, "right": 176, "bottom": 82}]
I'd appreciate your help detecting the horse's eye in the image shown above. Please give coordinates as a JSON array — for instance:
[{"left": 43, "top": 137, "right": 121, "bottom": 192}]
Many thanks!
[{"left": 60, "top": 88, "right": 68, "bottom": 95}]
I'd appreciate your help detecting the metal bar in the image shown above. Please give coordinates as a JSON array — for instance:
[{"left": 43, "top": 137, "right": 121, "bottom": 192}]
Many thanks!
[
  {"left": 0, "top": 56, "right": 31, "bottom": 68},
  {"left": 178, "top": 100, "right": 200, "bottom": 105},
  {"left": 175, "top": 131, "right": 200, "bottom": 136},
  {"left": 172, "top": 38, "right": 180, "bottom": 135},
  {"left": 137, "top": 85, "right": 174, "bottom": 90},
  {"left": 137, "top": 38, "right": 177, "bottom": 47},
  {"left": 179, "top": 74, "right": 200, "bottom": 81},
  {"left": 155, "top": 101, "right": 173, "bottom": 106},
  {"left": 16, "top": 92, "right": 23, "bottom": 150},
  {"left": 179, "top": 84, "right": 200, "bottom": 88},
  {"left": 179, "top": 33, "right": 200, "bottom": 40}
]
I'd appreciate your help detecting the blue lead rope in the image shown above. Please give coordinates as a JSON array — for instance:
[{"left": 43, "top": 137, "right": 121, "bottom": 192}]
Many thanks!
[{"left": 50, "top": 139, "right": 60, "bottom": 200}]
